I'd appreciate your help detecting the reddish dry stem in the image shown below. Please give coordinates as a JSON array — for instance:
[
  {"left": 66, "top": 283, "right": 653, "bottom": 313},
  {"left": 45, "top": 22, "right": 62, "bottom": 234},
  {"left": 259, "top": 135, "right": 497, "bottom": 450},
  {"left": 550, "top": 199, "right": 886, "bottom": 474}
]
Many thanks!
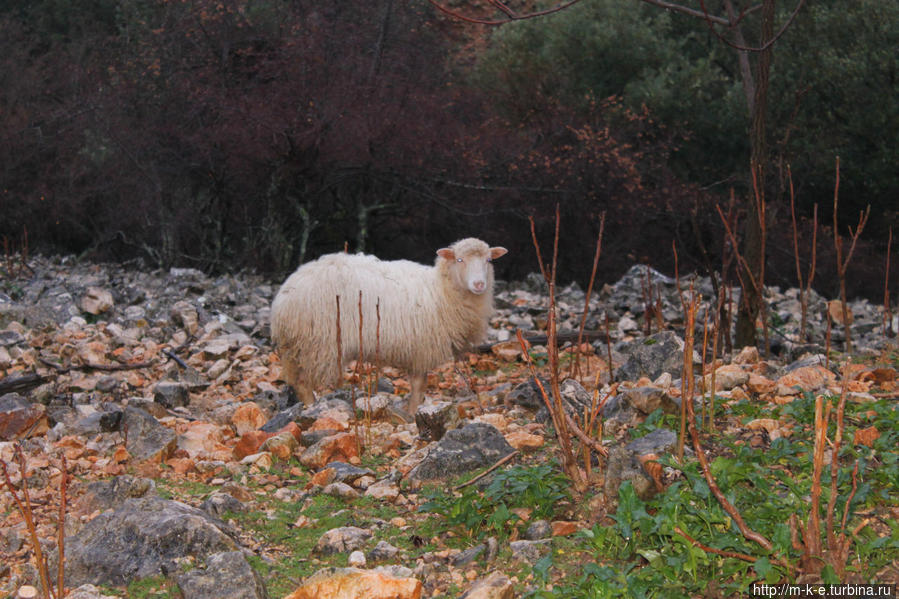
[
  {"left": 57, "top": 455, "right": 67, "bottom": 599},
  {"left": 680, "top": 296, "right": 777, "bottom": 555},
  {"left": 571, "top": 212, "right": 606, "bottom": 380}
]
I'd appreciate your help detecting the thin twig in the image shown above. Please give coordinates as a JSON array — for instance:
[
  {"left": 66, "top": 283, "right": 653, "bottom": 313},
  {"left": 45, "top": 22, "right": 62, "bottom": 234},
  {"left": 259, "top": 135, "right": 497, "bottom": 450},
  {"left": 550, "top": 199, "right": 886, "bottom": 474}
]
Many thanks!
[
  {"left": 39, "top": 357, "right": 156, "bottom": 373},
  {"left": 163, "top": 348, "right": 189, "bottom": 369},
  {"left": 452, "top": 450, "right": 519, "bottom": 491},
  {"left": 570, "top": 212, "right": 605, "bottom": 380},
  {"left": 57, "top": 455, "right": 67, "bottom": 599}
]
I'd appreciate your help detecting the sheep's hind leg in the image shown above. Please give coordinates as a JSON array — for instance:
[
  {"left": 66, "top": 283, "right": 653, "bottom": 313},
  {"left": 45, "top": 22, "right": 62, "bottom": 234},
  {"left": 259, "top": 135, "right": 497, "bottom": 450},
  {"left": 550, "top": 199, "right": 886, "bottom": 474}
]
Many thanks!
[{"left": 407, "top": 373, "right": 426, "bottom": 415}]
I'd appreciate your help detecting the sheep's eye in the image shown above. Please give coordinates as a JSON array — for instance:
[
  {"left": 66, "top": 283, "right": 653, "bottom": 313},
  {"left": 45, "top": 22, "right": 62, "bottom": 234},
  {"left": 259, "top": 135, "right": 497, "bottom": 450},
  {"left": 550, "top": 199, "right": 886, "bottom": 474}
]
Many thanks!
[
  {"left": 486, "top": 257, "right": 492, "bottom": 263},
  {"left": 456, "top": 258, "right": 463, "bottom": 263}
]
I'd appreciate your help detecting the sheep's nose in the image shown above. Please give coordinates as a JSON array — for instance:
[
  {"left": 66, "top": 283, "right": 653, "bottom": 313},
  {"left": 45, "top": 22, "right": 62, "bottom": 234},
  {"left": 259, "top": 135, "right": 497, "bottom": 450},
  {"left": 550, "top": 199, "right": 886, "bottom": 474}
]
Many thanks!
[{"left": 472, "top": 280, "right": 486, "bottom": 293}]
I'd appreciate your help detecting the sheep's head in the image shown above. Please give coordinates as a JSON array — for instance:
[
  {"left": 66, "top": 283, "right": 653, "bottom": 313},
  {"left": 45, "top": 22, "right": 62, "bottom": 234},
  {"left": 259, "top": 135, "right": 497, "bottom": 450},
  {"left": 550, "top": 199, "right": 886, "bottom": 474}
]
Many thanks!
[{"left": 437, "top": 238, "right": 508, "bottom": 296}]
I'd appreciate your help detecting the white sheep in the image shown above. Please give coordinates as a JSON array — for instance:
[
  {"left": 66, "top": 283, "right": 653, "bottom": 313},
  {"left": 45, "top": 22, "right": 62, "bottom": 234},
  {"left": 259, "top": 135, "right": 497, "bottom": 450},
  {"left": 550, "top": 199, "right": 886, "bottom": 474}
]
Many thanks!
[{"left": 270, "top": 238, "right": 508, "bottom": 412}]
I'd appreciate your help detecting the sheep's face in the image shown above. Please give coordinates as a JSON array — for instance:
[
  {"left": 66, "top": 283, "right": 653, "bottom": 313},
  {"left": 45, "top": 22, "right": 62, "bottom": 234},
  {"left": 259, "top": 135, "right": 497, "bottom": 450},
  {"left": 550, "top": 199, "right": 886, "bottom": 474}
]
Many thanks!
[{"left": 437, "top": 239, "right": 508, "bottom": 296}]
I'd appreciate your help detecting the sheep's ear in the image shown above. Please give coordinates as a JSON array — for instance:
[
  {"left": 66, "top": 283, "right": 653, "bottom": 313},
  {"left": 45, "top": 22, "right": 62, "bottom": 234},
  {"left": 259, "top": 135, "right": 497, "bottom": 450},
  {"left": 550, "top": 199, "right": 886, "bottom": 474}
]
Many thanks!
[
  {"left": 489, "top": 247, "right": 508, "bottom": 260},
  {"left": 437, "top": 248, "right": 455, "bottom": 260}
]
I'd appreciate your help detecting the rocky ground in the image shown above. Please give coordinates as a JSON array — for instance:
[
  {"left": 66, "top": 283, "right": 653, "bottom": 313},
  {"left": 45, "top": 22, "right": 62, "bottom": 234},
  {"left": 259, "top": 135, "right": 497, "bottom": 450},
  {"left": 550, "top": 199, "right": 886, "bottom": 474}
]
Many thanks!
[{"left": 1, "top": 256, "right": 897, "bottom": 598}]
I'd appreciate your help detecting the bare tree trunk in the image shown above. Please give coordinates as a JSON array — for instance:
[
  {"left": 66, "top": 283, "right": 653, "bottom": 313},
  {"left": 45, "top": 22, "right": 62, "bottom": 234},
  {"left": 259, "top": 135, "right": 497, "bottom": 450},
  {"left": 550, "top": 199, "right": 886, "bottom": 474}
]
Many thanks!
[{"left": 735, "top": 0, "right": 775, "bottom": 349}]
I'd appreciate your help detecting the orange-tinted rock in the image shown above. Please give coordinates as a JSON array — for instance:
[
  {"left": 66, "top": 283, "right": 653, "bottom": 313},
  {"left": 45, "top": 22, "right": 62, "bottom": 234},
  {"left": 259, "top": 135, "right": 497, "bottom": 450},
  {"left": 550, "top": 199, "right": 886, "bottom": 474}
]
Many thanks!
[
  {"left": 310, "top": 467, "right": 337, "bottom": 487},
  {"left": 165, "top": 457, "right": 195, "bottom": 474},
  {"left": 461, "top": 571, "right": 514, "bottom": 599},
  {"left": 309, "top": 416, "right": 349, "bottom": 432},
  {"left": 776, "top": 366, "right": 836, "bottom": 393},
  {"left": 177, "top": 421, "right": 230, "bottom": 460},
  {"left": 299, "top": 432, "right": 360, "bottom": 470},
  {"left": 551, "top": 521, "right": 579, "bottom": 537},
  {"left": 504, "top": 430, "right": 544, "bottom": 451},
  {"left": 0, "top": 398, "right": 47, "bottom": 441},
  {"left": 828, "top": 300, "right": 853, "bottom": 325},
  {"left": 747, "top": 373, "right": 776, "bottom": 395},
  {"left": 233, "top": 430, "right": 274, "bottom": 460},
  {"left": 231, "top": 402, "right": 266, "bottom": 435},
  {"left": 260, "top": 431, "right": 298, "bottom": 461},
  {"left": 853, "top": 426, "right": 880, "bottom": 447},
  {"left": 283, "top": 567, "right": 422, "bottom": 599}
]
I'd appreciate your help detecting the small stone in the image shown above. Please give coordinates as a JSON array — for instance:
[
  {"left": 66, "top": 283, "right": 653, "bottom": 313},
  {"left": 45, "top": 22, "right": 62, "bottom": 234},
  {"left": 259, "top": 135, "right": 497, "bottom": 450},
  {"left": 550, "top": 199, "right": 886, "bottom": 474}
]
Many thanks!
[
  {"left": 80, "top": 287, "right": 114, "bottom": 315},
  {"left": 415, "top": 400, "right": 461, "bottom": 441},
  {"left": 828, "top": 300, "right": 853, "bottom": 326},
  {"left": 207, "top": 359, "right": 230, "bottom": 379},
  {"left": 259, "top": 431, "right": 299, "bottom": 461},
  {"left": 314, "top": 527, "right": 372, "bottom": 555},
  {"left": 348, "top": 550, "right": 366, "bottom": 567},
  {"left": 733, "top": 346, "right": 759, "bottom": 364},
  {"left": 0, "top": 393, "right": 48, "bottom": 441},
  {"left": 231, "top": 402, "right": 266, "bottom": 435},
  {"left": 240, "top": 452, "right": 273, "bottom": 468},
  {"left": 368, "top": 540, "right": 400, "bottom": 562},
  {"left": 452, "top": 544, "right": 486, "bottom": 566},
  {"left": 504, "top": 430, "right": 544, "bottom": 450},
  {"left": 364, "top": 479, "right": 400, "bottom": 502},
  {"left": 524, "top": 520, "right": 552, "bottom": 540},
  {"left": 747, "top": 373, "right": 776, "bottom": 394},
  {"left": 153, "top": 381, "right": 190, "bottom": 409},
  {"left": 17, "top": 585, "right": 39, "bottom": 599},
  {"left": 460, "top": 571, "right": 514, "bottom": 599},
  {"left": 310, "top": 468, "right": 336, "bottom": 487},
  {"left": 323, "top": 482, "right": 360, "bottom": 499},
  {"left": 704, "top": 364, "right": 749, "bottom": 391},
  {"left": 551, "top": 521, "right": 579, "bottom": 536},
  {"left": 299, "top": 432, "right": 360, "bottom": 470},
  {"left": 509, "top": 539, "right": 551, "bottom": 564},
  {"left": 200, "top": 492, "right": 247, "bottom": 517},
  {"left": 170, "top": 300, "right": 200, "bottom": 335},
  {"left": 473, "top": 413, "right": 507, "bottom": 431}
]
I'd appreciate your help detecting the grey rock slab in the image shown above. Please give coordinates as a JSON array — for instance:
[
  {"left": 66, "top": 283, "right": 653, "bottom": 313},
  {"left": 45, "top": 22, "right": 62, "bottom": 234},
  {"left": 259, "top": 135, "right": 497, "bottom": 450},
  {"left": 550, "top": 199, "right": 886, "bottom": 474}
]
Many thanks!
[
  {"left": 200, "top": 492, "right": 248, "bottom": 518},
  {"left": 625, "top": 428, "right": 678, "bottom": 456},
  {"left": 324, "top": 461, "right": 375, "bottom": 484},
  {"left": 407, "top": 423, "right": 515, "bottom": 484},
  {"left": 153, "top": 381, "right": 190, "bottom": 409},
  {"left": 524, "top": 520, "right": 552, "bottom": 540},
  {"left": 174, "top": 551, "right": 269, "bottom": 599},
  {"left": 452, "top": 543, "right": 486, "bottom": 566},
  {"left": 615, "top": 330, "right": 694, "bottom": 382},
  {"left": 507, "top": 377, "right": 548, "bottom": 410},
  {"left": 76, "top": 475, "right": 157, "bottom": 514},
  {"left": 64, "top": 496, "right": 237, "bottom": 586},
  {"left": 123, "top": 407, "right": 176, "bottom": 463}
]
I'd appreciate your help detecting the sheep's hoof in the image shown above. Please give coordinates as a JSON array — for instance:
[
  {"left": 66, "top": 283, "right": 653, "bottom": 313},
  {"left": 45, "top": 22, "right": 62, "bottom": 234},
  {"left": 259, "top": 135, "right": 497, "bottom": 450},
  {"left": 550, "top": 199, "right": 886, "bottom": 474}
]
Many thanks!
[{"left": 386, "top": 405, "right": 414, "bottom": 424}]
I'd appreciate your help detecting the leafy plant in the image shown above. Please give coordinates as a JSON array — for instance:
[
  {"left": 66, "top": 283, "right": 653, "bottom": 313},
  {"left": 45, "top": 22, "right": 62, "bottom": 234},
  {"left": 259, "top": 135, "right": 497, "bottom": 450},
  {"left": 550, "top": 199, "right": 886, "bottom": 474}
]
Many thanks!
[{"left": 419, "top": 463, "right": 570, "bottom": 541}]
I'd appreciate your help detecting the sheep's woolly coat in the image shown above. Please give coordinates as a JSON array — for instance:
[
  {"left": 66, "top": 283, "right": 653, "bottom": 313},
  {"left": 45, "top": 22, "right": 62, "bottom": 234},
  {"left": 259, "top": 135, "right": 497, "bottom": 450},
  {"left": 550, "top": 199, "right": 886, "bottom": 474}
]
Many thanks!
[{"left": 270, "top": 238, "right": 506, "bottom": 402}]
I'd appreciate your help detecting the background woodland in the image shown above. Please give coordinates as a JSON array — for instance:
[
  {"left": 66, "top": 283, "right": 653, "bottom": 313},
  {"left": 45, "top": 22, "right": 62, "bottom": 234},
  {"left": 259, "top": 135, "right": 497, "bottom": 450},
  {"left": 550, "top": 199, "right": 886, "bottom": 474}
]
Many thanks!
[{"left": 1, "top": 0, "right": 896, "bottom": 298}]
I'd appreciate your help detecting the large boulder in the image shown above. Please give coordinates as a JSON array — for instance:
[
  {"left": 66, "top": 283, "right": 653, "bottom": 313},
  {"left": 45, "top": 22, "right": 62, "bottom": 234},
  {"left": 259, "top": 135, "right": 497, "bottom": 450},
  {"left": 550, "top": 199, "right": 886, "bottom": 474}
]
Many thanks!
[
  {"left": 407, "top": 423, "right": 515, "bottom": 485},
  {"left": 64, "top": 496, "right": 237, "bottom": 586},
  {"left": 615, "top": 331, "right": 697, "bottom": 382}
]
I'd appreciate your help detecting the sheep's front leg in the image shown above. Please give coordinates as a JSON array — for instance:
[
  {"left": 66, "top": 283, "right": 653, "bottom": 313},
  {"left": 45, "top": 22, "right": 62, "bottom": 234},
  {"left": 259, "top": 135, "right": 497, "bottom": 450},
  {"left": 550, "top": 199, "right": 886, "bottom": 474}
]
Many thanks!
[
  {"left": 282, "top": 358, "right": 316, "bottom": 405},
  {"left": 408, "top": 373, "right": 426, "bottom": 414}
]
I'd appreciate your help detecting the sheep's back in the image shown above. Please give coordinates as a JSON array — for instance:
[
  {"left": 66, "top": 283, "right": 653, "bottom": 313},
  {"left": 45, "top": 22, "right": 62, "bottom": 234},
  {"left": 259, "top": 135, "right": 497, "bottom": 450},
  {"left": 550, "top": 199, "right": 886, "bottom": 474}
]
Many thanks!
[{"left": 271, "top": 252, "right": 453, "bottom": 375}]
